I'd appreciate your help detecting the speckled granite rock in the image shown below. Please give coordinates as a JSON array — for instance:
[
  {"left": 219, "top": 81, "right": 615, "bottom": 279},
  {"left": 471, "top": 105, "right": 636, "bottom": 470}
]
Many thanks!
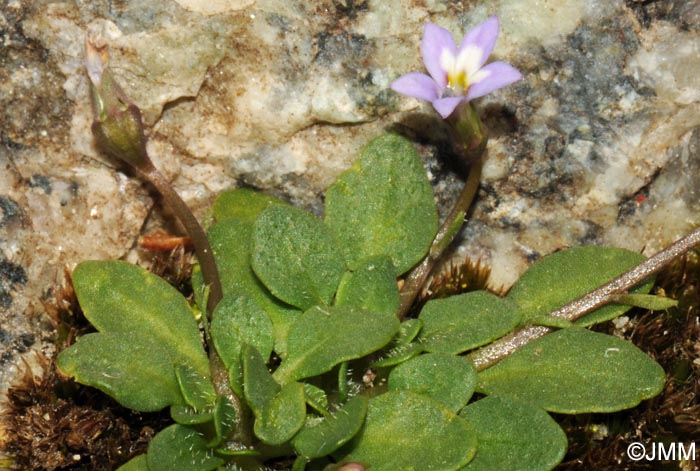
[{"left": 2, "top": 0, "right": 700, "bottom": 398}]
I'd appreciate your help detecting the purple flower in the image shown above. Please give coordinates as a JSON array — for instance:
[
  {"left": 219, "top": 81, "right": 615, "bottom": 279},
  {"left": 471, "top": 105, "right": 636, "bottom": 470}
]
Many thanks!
[{"left": 391, "top": 15, "right": 523, "bottom": 119}]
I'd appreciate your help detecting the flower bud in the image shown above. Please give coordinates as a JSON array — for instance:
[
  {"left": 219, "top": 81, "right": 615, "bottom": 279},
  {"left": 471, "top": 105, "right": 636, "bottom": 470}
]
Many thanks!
[{"left": 86, "top": 31, "right": 151, "bottom": 171}]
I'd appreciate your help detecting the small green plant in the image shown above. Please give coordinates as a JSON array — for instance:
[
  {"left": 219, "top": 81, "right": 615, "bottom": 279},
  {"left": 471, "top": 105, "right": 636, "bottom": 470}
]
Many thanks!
[
  {"left": 51, "top": 16, "right": 700, "bottom": 471},
  {"left": 57, "top": 135, "right": 675, "bottom": 470}
]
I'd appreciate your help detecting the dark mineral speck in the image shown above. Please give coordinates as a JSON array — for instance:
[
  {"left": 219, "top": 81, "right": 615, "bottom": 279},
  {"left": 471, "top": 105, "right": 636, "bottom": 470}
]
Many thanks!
[
  {"left": 15, "top": 333, "right": 35, "bottom": 352},
  {"left": 29, "top": 174, "right": 52, "bottom": 194},
  {"left": 314, "top": 31, "right": 370, "bottom": 66},
  {"left": 627, "top": 0, "right": 700, "bottom": 31},
  {"left": 0, "top": 328, "right": 12, "bottom": 345},
  {"left": 333, "top": 0, "right": 369, "bottom": 20},
  {"left": 0, "top": 196, "right": 20, "bottom": 224},
  {"left": 0, "top": 258, "right": 28, "bottom": 308}
]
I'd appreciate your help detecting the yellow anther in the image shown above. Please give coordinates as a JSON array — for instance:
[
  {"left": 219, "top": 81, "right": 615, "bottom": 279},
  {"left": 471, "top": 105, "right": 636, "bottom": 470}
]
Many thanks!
[{"left": 447, "top": 70, "right": 469, "bottom": 93}]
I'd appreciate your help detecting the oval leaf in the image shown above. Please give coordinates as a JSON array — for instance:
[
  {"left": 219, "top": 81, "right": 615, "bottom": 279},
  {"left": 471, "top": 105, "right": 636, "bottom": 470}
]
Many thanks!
[
  {"left": 507, "top": 246, "right": 653, "bottom": 326},
  {"left": 242, "top": 344, "right": 281, "bottom": 415},
  {"left": 396, "top": 319, "right": 423, "bottom": 346},
  {"left": 273, "top": 306, "right": 399, "bottom": 384},
  {"left": 293, "top": 396, "right": 368, "bottom": 458},
  {"left": 303, "top": 383, "right": 330, "bottom": 416},
  {"left": 196, "top": 189, "right": 301, "bottom": 357},
  {"left": 418, "top": 291, "right": 521, "bottom": 354},
  {"left": 372, "top": 320, "right": 425, "bottom": 368},
  {"left": 147, "top": 424, "right": 223, "bottom": 471},
  {"left": 57, "top": 261, "right": 209, "bottom": 411},
  {"left": 476, "top": 328, "right": 665, "bottom": 413},
  {"left": 170, "top": 405, "right": 213, "bottom": 425},
  {"left": 69, "top": 260, "right": 209, "bottom": 373},
  {"left": 211, "top": 294, "right": 274, "bottom": 394},
  {"left": 254, "top": 381, "right": 307, "bottom": 445},
  {"left": 213, "top": 188, "right": 285, "bottom": 222},
  {"left": 335, "top": 255, "right": 399, "bottom": 315},
  {"left": 324, "top": 134, "right": 438, "bottom": 275},
  {"left": 459, "top": 396, "right": 567, "bottom": 471},
  {"left": 212, "top": 295, "right": 274, "bottom": 365},
  {"left": 388, "top": 353, "right": 476, "bottom": 412},
  {"left": 372, "top": 342, "right": 424, "bottom": 368},
  {"left": 340, "top": 390, "right": 477, "bottom": 471},
  {"left": 252, "top": 204, "right": 345, "bottom": 310},
  {"left": 175, "top": 363, "right": 217, "bottom": 412},
  {"left": 609, "top": 293, "right": 678, "bottom": 310},
  {"left": 58, "top": 333, "right": 184, "bottom": 411},
  {"left": 208, "top": 395, "right": 238, "bottom": 448}
]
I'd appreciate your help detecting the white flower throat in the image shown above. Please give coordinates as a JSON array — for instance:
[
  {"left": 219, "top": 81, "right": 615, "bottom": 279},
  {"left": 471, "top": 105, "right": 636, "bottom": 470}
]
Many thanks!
[{"left": 440, "top": 45, "right": 489, "bottom": 96}]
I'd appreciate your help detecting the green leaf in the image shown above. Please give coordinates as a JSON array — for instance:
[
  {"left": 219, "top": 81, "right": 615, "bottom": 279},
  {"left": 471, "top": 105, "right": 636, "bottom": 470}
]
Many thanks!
[
  {"left": 213, "top": 448, "right": 261, "bottom": 458},
  {"left": 507, "top": 246, "right": 653, "bottom": 326},
  {"left": 223, "top": 361, "right": 243, "bottom": 400},
  {"left": 170, "top": 405, "right": 213, "bottom": 425},
  {"left": 274, "top": 306, "right": 399, "bottom": 383},
  {"left": 418, "top": 291, "right": 521, "bottom": 354},
  {"left": 57, "top": 261, "right": 208, "bottom": 411},
  {"left": 340, "top": 390, "right": 477, "bottom": 471},
  {"left": 254, "top": 381, "right": 306, "bottom": 445},
  {"left": 147, "top": 424, "right": 223, "bottom": 471},
  {"left": 242, "top": 344, "right": 280, "bottom": 415},
  {"left": 476, "top": 328, "right": 665, "bottom": 413},
  {"left": 609, "top": 293, "right": 678, "bottom": 310},
  {"left": 371, "top": 342, "right": 424, "bottom": 368},
  {"left": 208, "top": 395, "right": 238, "bottom": 448},
  {"left": 396, "top": 319, "right": 423, "bottom": 346},
  {"left": 68, "top": 261, "right": 205, "bottom": 356},
  {"left": 388, "top": 353, "right": 476, "bottom": 412},
  {"left": 527, "top": 316, "right": 573, "bottom": 329},
  {"left": 325, "top": 134, "right": 439, "bottom": 275},
  {"left": 211, "top": 295, "right": 274, "bottom": 394},
  {"left": 293, "top": 396, "right": 368, "bottom": 459},
  {"left": 252, "top": 204, "right": 346, "bottom": 310},
  {"left": 337, "top": 362, "right": 350, "bottom": 403},
  {"left": 372, "top": 320, "right": 425, "bottom": 368},
  {"left": 241, "top": 351, "right": 306, "bottom": 447},
  {"left": 458, "top": 396, "right": 567, "bottom": 471},
  {"left": 197, "top": 189, "right": 301, "bottom": 357},
  {"left": 213, "top": 188, "right": 285, "bottom": 223},
  {"left": 175, "top": 364, "right": 217, "bottom": 412},
  {"left": 292, "top": 456, "right": 307, "bottom": 471},
  {"left": 335, "top": 255, "right": 399, "bottom": 314},
  {"left": 303, "top": 383, "right": 330, "bottom": 416},
  {"left": 212, "top": 295, "right": 274, "bottom": 364},
  {"left": 116, "top": 454, "right": 149, "bottom": 471},
  {"left": 58, "top": 333, "right": 183, "bottom": 412}
]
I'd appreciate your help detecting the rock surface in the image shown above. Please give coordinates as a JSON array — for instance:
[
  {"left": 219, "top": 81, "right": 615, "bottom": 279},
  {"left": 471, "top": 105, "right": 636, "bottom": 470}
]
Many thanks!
[{"left": 2, "top": 0, "right": 700, "bottom": 396}]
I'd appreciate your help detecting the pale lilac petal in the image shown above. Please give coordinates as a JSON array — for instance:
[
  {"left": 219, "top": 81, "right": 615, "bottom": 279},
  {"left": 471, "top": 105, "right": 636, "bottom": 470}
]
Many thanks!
[
  {"left": 391, "top": 72, "right": 440, "bottom": 102},
  {"left": 421, "top": 22, "right": 455, "bottom": 89},
  {"left": 431, "top": 96, "right": 465, "bottom": 119},
  {"left": 466, "top": 61, "right": 523, "bottom": 101},
  {"left": 85, "top": 30, "right": 106, "bottom": 86},
  {"left": 458, "top": 15, "right": 500, "bottom": 71}
]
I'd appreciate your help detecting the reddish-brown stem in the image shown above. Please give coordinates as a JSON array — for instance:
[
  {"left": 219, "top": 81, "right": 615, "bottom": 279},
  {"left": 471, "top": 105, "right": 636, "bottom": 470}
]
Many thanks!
[
  {"left": 140, "top": 166, "right": 223, "bottom": 317},
  {"left": 397, "top": 102, "right": 488, "bottom": 319},
  {"left": 397, "top": 157, "right": 483, "bottom": 319}
]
